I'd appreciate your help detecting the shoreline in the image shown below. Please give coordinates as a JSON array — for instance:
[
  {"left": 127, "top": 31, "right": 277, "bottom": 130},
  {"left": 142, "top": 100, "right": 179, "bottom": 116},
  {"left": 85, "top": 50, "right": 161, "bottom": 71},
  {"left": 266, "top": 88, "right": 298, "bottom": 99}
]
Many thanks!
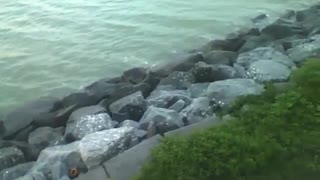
[{"left": 1, "top": 2, "right": 320, "bottom": 180}]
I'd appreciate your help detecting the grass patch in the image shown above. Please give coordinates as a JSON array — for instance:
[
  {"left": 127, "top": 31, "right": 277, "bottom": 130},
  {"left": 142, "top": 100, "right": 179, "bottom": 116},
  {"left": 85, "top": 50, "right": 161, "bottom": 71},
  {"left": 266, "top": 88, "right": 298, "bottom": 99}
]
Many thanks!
[{"left": 134, "top": 59, "right": 320, "bottom": 180}]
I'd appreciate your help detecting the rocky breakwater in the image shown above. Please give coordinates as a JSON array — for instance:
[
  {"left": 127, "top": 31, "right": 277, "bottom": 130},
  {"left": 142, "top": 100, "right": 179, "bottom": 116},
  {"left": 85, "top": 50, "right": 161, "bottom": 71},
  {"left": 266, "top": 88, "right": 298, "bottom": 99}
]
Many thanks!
[{"left": 1, "top": 3, "right": 320, "bottom": 180}]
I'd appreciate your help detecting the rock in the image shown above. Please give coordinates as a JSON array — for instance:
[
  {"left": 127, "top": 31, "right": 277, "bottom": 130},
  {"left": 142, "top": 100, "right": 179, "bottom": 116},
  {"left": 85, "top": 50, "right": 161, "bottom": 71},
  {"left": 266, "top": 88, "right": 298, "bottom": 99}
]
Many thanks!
[
  {"left": 74, "top": 166, "right": 109, "bottom": 180},
  {"left": 246, "top": 60, "right": 292, "bottom": 82},
  {"left": 89, "top": 82, "right": 151, "bottom": 110},
  {"left": 296, "top": 5, "right": 320, "bottom": 35},
  {"left": 30, "top": 172, "right": 47, "bottom": 180},
  {"left": 203, "top": 50, "right": 237, "bottom": 65},
  {"left": 211, "top": 64, "right": 241, "bottom": 81},
  {"left": 119, "top": 120, "right": 139, "bottom": 128},
  {"left": 28, "top": 142, "right": 87, "bottom": 179},
  {"left": 0, "top": 140, "right": 40, "bottom": 161},
  {"left": 51, "top": 161, "right": 68, "bottom": 180},
  {"left": 1, "top": 96, "right": 60, "bottom": 138},
  {"left": 139, "top": 107, "right": 184, "bottom": 136},
  {"left": 287, "top": 35, "right": 320, "bottom": 64},
  {"left": 180, "top": 97, "right": 216, "bottom": 125},
  {"left": 13, "top": 125, "right": 37, "bottom": 142},
  {"left": 188, "top": 83, "right": 210, "bottom": 98},
  {"left": 192, "top": 62, "right": 213, "bottom": 83},
  {"left": 236, "top": 47, "right": 296, "bottom": 69},
  {"left": 146, "top": 88, "right": 191, "bottom": 108},
  {"left": 103, "top": 135, "right": 162, "bottom": 180},
  {"left": 233, "top": 63, "right": 246, "bottom": 78},
  {"left": 109, "top": 91, "right": 146, "bottom": 122},
  {"left": 0, "top": 162, "right": 35, "bottom": 180},
  {"left": 168, "top": 99, "right": 186, "bottom": 112},
  {"left": 280, "top": 36, "right": 312, "bottom": 50},
  {"left": 205, "top": 79, "right": 264, "bottom": 108},
  {"left": 28, "top": 127, "right": 65, "bottom": 152},
  {"left": 0, "top": 146, "right": 25, "bottom": 172},
  {"left": 261, "top": 19, "right": 305, "bottom": 39},
  {"left": 158, "top": 71, "right": 195, "bottom": 90},
  {"left": 121, "top": 67, "right": 148, "bottom": 84},
  {"left": 78, "top": 127, "right": 134, "bottom": 169},
  {"left": 65, "top": 111, "right": 113, "bottom": 141},
  {"left": 237, "top": 35, "right": 281, "bottom": 53}
]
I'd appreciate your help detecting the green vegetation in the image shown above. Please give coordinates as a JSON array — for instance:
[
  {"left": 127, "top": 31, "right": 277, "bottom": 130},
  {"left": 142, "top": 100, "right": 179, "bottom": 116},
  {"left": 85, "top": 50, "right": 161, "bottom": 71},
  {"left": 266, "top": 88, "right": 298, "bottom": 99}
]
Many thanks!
[{"left": 134, "top": 59, "right": 320, "bottom": 180}]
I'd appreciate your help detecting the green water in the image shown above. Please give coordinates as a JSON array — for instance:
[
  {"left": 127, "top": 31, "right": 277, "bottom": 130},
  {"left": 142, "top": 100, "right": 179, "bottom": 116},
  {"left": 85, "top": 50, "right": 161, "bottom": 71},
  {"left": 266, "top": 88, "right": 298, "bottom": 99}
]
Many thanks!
[{"left": 0, "top": 0, "right": 318, "bottom": 113}]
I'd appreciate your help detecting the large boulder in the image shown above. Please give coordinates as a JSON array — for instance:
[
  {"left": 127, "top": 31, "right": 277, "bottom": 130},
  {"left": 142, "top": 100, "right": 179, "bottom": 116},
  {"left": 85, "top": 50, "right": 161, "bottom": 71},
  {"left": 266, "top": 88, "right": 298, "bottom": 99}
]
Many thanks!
[
  {"left": 261, "top": 18, "right": 305, "bottom": 39},
  {"left": 205, "top": 79, "right": 264, "bottom": 108},
  {"left": 188, "top": 83, "right": 210, "bottom": 98},
  {"left": 211, "top": 64, "right": 241, "bottom": 81},
  {"left": 236, "top": 47, "right": 295, "bottom": 69},
  {"left": 203, "top": 50, "right": 237, "bottom": 66},
  {"left": 0, "top": 162, "right": 35, "bottom": 180},
  {"left": 78, "top": 127, "right": 135, "bottom": 169},
  {"left": 139, "top": 107, "right": 184, "bottom": 137},
  {"left": 296, "top": 5, "right": 320, "bottom": 35},
  {"left": 121, "top": 67, "right": 148, "bottom": 84},
  {"left": 109, "top": 91, "right": 146, "bottom": 122},
  {"left": 146, "top": 88, "right": 192, "bottom": 109},
  {"left": 287, "top": 35, "right": 320, "bottom": 64},
  {"left": 246, "top": 60, "right": 292, "bottom": 82},
  {"left": 28, "top": 127, "right": 65, "bottom": 152},
  {"left": 65, "top": 113, "right": 114, "bottom": 142},
  {"left": 0, "top": 147, "right": 25, "bottom": 172},
  {"left": 0, "top": 140, "right": 40, "bottom": 161},
  {"left": 1, "top": 96, "right": 60, "bottom": 138},
  {"left": 180, "top": 97, "right": 216, "bottom": 125},
  {"left": 158, "top": 71, "right": 195, "bottom": 90}
]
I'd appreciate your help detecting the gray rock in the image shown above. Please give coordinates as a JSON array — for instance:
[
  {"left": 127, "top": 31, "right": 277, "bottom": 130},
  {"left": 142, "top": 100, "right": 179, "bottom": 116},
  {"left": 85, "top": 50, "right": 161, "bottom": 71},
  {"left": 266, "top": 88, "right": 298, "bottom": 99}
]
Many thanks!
[
  {"left": 236, "top": 47, "right": 295, "bottom": 69},
  {"left": 103, "top": 135, "right": 162, "bottom": 180},
  {"left": 146, "top": 88, "right": 191, "bottom": 108},
  {"left": 205, "top": 79, "right": 264, "bottom": 108},
  {"left": 109, "top": 91, "right": 146, "bottom": 122},
  {"left": 59, "top": 176, "right": 71, "bottom": 180},
  {"left": 203, "top": 50, "right": 237, "bottom": 66},
  {"left": 74, "top": 166, "right": 109, "bottom": 180},
  {"left": 121, "top": 67, "right": 148, "bottom": 84},
  {"left": 158, "top": 71, "right": 195, "bottom": 90},
  {"left": 168, "top": 99, "right": 186, "bottom": 112},
  {"left": 0, "top": 162, "right": 35, "bottom": 180},
  {"left": 12, "top": 125, "right": 37, "bottom": 142},
  {"left": 78, "top": 127, "right": 134, "bottom": 168},
  {"left": 261, "top": 19, "right": 305, "bottom": 39},
  {"left": 28, "top": 127, "right": 65, "bottom": 147},
  {"left": 246, "top": 60, "right": 292, "bottom": 82},
  {"left": 211, "top": 64, "right": 241, "bottom": 81},
  {"left": 28, "top": 142, "right": 87, "bottom": 179},
  {"left": 1, "top": 96, "right": 60, "bottom": 138},
  {"left": 65, "top": 113, "right": 113, "bottom": 141},
  {"left": 233, "top": 63, "right": 247, "bottom": 78},
  {"left": 139, "top": 107, "right": 184, "bottom": 136},
  {"left": 188, "top": 83, "right": 210, "bottom": 98},
  {"left": 31, "top": 172, "right": 47, "bottom": 180},
  {"left": 287, "top": 35, "right": 320, "bottom": 64},
  {"left": 0, "top": 140, "right": 40, "bottom": 162},
  {"left": 0, "top": 147, "right": 25, "bottom": 172},
  {"left": 119, "top": 120, "right": 139, "bottom": 128},
  {"left": 180, "top": 97, "right": 216, "bottom": 125},
  {"left": 296, "top": 5, "right": 320, "bottom": 35},
  {"left": 51, "top": 161, "right": 68, "bottom": 180},
  {"left": 192, "top": 62, "right": 213, "bottom": 83}
]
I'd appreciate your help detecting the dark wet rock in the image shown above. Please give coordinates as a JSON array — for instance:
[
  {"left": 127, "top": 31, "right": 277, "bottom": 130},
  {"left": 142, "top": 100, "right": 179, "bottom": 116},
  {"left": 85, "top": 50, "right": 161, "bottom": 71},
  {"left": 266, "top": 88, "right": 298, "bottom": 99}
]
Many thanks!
[
  {"left": 261, "top": 19, "right": 305, "bottom": 39},
  {"left": 158, "top": 71, "right": 195, "bottom": 90},
  {"left": 78, "top": 127, "right": 135, "bottom": 168},
  {"left": 246, "top": 60, "right": 292, "bottom": 82},
  {"left": 192, "top": 62, "right": 213, "bottom": 83},
  {"left": 139, "top": 107, "right": 184, "bottom": 136},
  {"left": 296, "top": 5, "right": 320, "bottom": 35},
  {"left": 281, "top": 36, "right": 312, "bottom": 50},
  {"left": 180, "top": 97, "right": 216, "bottom": 125},
  {"left": 65, "top": 113, "right": 113, "bottom": 141},
  {"left": 146, "top": 88, "right": 191, "bottom": 108},
  {"left": 0, "top": 162, "right": 35, "bottom": 180},
  {"left": 287, "top": 35, "right": 320, "bottom": 64},
  {"left": 251, "top": 13, "right": 268, "bottom": 23},
  {"left": 109, "top": 91, "right": 146, "bottom": 122},
  {"left": 13, "top": 124, "right": 37, "bottom": 142},
  {"left": 188, "top": 83, "right": 210, "bottom": 98},
  {"left": 1, "top": 96, "right": 60, "bottom": 138},
  {"left": 205, "top": 79, "right": 264, "bottom": 108},
  {"left": 0, "top": 140, "right": 40, "bottom": 161},
  {"left": 65, "top": 106, "right": 112, "bottom": 141},
  {"left": 28, "top": 142, "right": 87, "bottom": 179},
  {"left": 203, "top": 50, "right": 237, "bottom": 65},
  {"left": 121, "top": 67, "right": 148, "bottom": 84},
  {"left": 168, "top": 99, "right": 186, "bottom": 112},
  {"left": 28, "top": 127, "right": 65, "bottom": 152},
  {"left": 211, "top": 64, "right": 241, "bottom": 81},
  {"left": 51, "top": 161, "right": 68, "bottom": 180},
  {"left": 0, "top": 146, "right": 25, "bottom": 172},
  {"left": 237, "top": 35, "right": 281, "bottom": 53},
  {"left": 119, "top": 120, "right": 139, "bottom": 128},
  {"left": 236, "top": 47, "right": 296, "bottom": 69}
]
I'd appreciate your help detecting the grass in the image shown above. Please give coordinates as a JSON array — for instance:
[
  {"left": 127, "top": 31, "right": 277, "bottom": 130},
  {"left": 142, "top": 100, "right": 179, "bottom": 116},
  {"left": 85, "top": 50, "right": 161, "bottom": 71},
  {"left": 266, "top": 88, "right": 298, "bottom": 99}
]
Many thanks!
[{"left": 134, "top": 58, "right": 320, "bottom": 180}]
